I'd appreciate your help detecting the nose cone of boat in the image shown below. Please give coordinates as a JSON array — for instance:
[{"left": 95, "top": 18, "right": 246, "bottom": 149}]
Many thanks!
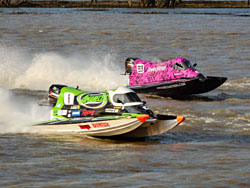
[
  {"left": 136, "top": 114, "right": 149, "bottom": 123},
  {"left": 220, "top": 77, "right": 227, "bottom": 83},
  {"left": 177, "top": 116, "right": 185, "bottom": 125}
]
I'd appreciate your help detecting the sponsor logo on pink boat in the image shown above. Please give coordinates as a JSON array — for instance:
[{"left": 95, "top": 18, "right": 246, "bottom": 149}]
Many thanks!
[{"left": 129, "top": 57, "right": 199, "bottom": 86}]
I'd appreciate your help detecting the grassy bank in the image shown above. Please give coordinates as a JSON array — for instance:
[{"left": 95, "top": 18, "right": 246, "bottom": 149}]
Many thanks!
[{"left": 0, "top": 1, "right": 249, "bottom": 8}]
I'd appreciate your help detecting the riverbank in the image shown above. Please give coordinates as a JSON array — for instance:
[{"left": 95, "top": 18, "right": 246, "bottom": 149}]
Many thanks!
[{"left": 0, "top": 1, "right": 249, "bottom": 8}]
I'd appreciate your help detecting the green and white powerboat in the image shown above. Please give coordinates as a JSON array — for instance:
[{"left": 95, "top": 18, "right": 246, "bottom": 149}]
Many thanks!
[{"left": 33, "top": 85, "right": 185, "bottom": 138}]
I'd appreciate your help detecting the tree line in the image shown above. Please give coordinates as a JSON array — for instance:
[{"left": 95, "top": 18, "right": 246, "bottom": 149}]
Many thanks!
[
  {"left": 2, "top": 0, "right": 248, "bottom": 8},
  {"left": 1, "top": 0, "right": 182, "bottom": 7},
  {"left": 1, "top": 0, "right": 28, "bottom": 6},
  {"left": 127, "top": 0, "right": 182, "bottom": 7}
]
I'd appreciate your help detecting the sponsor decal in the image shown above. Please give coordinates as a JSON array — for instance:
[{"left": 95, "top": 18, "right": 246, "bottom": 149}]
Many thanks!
[
  {"left": 157, "top": 83, "right": 186, "bottom": 90},
  {"left": 79, "top": 124, "right": 91, "bottom": 130},
  {"left": 67, "top": 114, "right": 71, "bottom": 118},
  {"left": 92, "top": 122, "right": 110, "bottom": 128},
  {"left": 105, "top": 108, "right": 119, "bottom": 113},
  {"left": 136, "top": 64, "right": 144, "bottom": 73},
  {"left": 114, "top": 106, "right": 121, "bottom": 109},
  {"left": 64, "top": 92, "right": 74, "bottom": 105},
  {"left": 147, "top": 65, "right": 167, "bottom": 72},
  {"left": 77, "top": 93, "right": 108, "bottom": 109},
  {"left": 56, "top": 104, "right": 61, "bottom": 108},
  {"left": 70, "top": 105, "right": 80, "bottom": 110},
  {"left": 72, "top": 110, "right": 81, "bottom": 117},
  {"left": 174, "top": 73, "right": 182, "bottom": 76},
  {"left": 58, "top": 110, "right": 67, "bottom": 116},
  {"left": 81, "top": 110, "right": 95, "bottom": 116}
]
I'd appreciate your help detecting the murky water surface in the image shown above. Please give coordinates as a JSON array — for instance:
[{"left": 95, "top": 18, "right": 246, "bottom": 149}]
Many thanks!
[{"left": 0, "top": 8, "right": 250, "bottom": 187}]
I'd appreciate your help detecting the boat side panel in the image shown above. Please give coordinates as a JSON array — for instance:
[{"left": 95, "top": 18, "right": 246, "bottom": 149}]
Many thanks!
[
  {"left": 129, "top": 76, "right": 227, "bottom": 97},
  {"left": 33, "top": 118, "right": 143, "bottom": 137},
  {"left": 129, "top": 57, "right": 199, "bottom": 86}
]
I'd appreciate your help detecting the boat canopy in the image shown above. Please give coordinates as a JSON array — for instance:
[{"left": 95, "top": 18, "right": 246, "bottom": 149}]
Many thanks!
[
  {"left": 173, "top": 60, "right": 194, "bottom": 70},
  {"left": 113, "top": 92, "right": 142, "bottom": 104},
  {"left": 108, "top": 87, "right": 143, "bottom": 106}
]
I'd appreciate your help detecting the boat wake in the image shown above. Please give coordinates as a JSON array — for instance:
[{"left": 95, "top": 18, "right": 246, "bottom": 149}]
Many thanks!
[
  {"left": 0, "top": 45, "right": 127, "bottom": 91},
  {"left": 0, "top": 87, "right": 49, "bottom": 133}
]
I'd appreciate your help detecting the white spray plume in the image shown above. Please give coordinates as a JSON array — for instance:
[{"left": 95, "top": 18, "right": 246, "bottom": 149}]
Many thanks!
[
  {"left": 0, "top": 86, "right": 50, "bottom": 133},
  {"left": 0, "top": 45, "right": 127, "bottom": 91}
]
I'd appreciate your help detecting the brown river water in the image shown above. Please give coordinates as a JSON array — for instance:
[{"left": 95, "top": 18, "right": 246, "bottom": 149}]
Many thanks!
[{"left": 0, "top": 8, "right": 250, "bottom": 187}]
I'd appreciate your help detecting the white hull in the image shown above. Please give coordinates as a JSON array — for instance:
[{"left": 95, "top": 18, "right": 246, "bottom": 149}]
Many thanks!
[
  {"left": 33, "top": 117, "right": 146, "bottom": 137},
  {"left": 121, "top": 116, "right": 185, "bottom": 138}
]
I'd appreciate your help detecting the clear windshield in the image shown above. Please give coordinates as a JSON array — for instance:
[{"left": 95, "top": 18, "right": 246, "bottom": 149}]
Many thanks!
[
  {"left": 124, "top": 105, "right": 147, "bottom": 114},
  {"left": 113, "top": 92, "right": 142, "bottom": 104},
  {"left": 173, "top": 61, "right": 193, "bottom": 70},
  {"left": 182, "top": 61, "right": 193, "bottom": 68},
  {"left": 124, "top": 105, "right": 155, "bottom": 117}
]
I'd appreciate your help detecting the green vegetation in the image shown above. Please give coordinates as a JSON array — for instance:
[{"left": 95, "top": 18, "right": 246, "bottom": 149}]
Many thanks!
[{"left": 0, "top": 0, "right": 249, "bottom": 8}]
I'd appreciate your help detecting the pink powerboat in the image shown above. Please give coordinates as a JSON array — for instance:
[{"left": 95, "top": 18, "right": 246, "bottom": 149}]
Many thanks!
[{"left": 124, "top": 57, "right": 227, "bottom": 98}]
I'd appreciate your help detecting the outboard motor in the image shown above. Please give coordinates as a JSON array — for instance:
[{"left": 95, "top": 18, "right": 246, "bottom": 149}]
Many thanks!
[{"left": 125, "top": 58, "right": 139, "bottom": 74}]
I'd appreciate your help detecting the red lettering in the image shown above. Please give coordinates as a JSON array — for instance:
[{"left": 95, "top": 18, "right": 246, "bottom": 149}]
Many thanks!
[
  {"left": 81, "top": 110, "right": 95, "bottom": 116},
  {"left": 92, "top": 122, "right": 110, "bottom": 128}
]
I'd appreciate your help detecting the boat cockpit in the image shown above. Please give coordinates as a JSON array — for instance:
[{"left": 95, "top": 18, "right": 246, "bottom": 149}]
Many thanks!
[{"left": 173, "top": 60, "right": 197, "bottom": 70}]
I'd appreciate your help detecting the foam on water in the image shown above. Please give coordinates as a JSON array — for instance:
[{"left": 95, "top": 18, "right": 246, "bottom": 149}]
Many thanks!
[
  {"left": 222, "top": 77, "right": 250, "bottom": 92},
  {"left": 0, "top": 86, "right": 49, "bottom": 133},
  {"left": 0, "top": 45, "right": 127, "bottom": 91}
]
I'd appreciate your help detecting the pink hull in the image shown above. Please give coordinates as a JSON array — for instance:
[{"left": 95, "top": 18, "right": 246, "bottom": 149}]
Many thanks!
[{"left": 129, "top": 57, "right": 200, "bottom": 86}]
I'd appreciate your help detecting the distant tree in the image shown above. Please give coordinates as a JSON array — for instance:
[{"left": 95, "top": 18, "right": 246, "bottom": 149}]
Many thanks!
[
  {"left": 139, "top": 0, "right": 155, "bottom": 7},
  {"left": 139, "top": 0, "right": 146, "bottom": 7},
  {"left": 164, "top": 0, "right": 170, "bottom": 7},
  {"left": 176, "top": 0, "right": 182, "bottom": 6},
  {"left": 16, "top": 0, "right": 30, "bottom": 5},
  {"left": 1, "top": 0, "right": 11, "bottom": 6},
  {"left": 1, "top": 0, "right": 30, "bottom": 6},
  {"left": 128, "top": 0, "right": 132, "bottom": 7},
  {"left": 147, "top": 0, "right": 155, "bottom": 7},
  {"left": 165, "top": 0, "right": 181, "bottom": 7}
]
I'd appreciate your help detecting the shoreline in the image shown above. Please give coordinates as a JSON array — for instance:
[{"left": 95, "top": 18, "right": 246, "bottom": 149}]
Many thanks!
[{"left": 0, "top": 1, "right": 249, "bottom": 8}]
